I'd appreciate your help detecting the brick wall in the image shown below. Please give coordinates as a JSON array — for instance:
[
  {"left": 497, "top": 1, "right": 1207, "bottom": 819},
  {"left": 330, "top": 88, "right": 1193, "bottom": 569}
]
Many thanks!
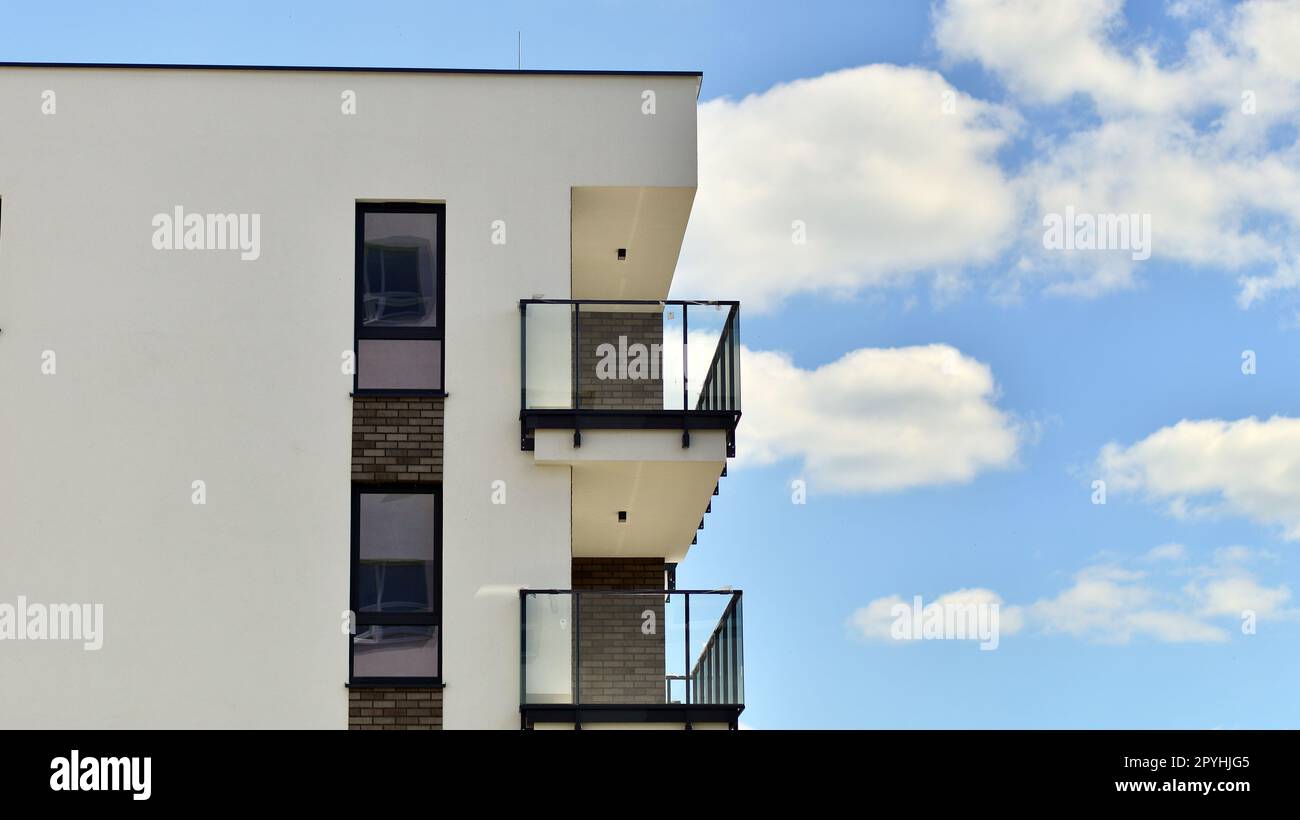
[
  {"left": 352, "top": 397, "right": 444, "bottom": 482},
  {"left": 348, "top": 688, "right": 443, "bottom": 730},
  {"left": 572, "top": 558, "right": 667, "bottom": 705},
  {"left": 572, "top": 557, "right": 666, "bottom": 590},
  {"left": 576, "top": 310, "right": 664, "bottom": 410},
  {"left": 350, "top": 396, "right": 443, "bottom": 729}
]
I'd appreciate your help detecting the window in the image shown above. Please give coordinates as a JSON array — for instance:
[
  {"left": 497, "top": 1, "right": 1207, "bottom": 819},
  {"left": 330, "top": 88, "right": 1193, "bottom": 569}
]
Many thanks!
[
  {"left": 350, "top": 486, "right": 441, "bottom": 684},
  {"left": 354, "top": 203, "right": 445, "bottom": 393}
]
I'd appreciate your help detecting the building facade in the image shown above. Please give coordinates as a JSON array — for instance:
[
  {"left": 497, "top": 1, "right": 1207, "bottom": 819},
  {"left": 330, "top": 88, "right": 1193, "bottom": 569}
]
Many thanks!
[{"left": 0, "top": 64, "right": 742, "bottom": 729}]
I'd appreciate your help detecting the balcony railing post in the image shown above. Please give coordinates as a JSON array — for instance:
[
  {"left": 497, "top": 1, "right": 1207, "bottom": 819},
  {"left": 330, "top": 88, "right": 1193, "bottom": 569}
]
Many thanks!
[
  {"left": 681, "top": 304, "right": 689, "bottom": 412},
  {"left": 683, "top": 592, "right": 691, "bottom": 706},
  {"left": 728, "top": 595, "right": 738, "bottom": 703},
  {"left": 572, "top": 303, "right": 580, "bottom": 412},
  {"left": 573, "top": 590, "right": 581, "bottom": 708},
  {"left": 519, "top": 303, "right": 527, "bottom": 412},
  {"left": 519, "top": 589, "right": 527, "bottom": 709},
  {"left": 728, "top": 306, "right": 738, "bottom": 412},
  {"left": 736, "top": 592, "right": 744, "bottom": 704}
]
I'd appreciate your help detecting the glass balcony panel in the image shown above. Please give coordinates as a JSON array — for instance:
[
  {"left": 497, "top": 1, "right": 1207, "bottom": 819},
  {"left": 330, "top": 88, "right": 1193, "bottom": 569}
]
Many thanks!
[
  {"left": 684, "top": 303, "right": 728, "bottom": 410},
  {"left": 660, "top": 306, "right": 686, "bottom": 411},
  {"left": 523, "top": 303, "right": 574, "bottom": 409},
  {"left": 522, "top": 592, "right": 573, "bottom": 704}
]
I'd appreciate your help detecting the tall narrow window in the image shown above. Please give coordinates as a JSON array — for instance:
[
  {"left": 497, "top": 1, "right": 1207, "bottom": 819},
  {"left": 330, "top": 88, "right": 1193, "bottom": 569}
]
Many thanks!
[
  {"left": 350, "top": 486, "right": 441, "bottom": 684},
  {"left": 355, "top": 203, "right": 445, "bottom": 393}
]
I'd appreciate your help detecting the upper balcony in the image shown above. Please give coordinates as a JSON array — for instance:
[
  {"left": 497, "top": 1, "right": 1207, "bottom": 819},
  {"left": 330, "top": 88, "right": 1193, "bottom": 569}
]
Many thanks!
[
  {"left": 519, "top": 299, "right": 741, "bottom": 452},
  {"left": 519, "top": 299, "right": 740, "bottom": 563}
]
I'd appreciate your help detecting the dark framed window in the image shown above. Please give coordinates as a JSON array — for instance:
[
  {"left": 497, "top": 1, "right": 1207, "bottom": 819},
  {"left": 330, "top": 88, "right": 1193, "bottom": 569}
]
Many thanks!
[
  {"left": 350, "top": 484, "right": 441, "bottom": 685},
  {"left": 354, "top": 203, "right": 446, "bottom": 394}
]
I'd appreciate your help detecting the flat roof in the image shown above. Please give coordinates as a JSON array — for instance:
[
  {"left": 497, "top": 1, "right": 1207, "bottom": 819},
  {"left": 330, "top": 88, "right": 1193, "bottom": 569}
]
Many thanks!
[{"left": 0, "top": 61, "right": 702, "bottom": 78}]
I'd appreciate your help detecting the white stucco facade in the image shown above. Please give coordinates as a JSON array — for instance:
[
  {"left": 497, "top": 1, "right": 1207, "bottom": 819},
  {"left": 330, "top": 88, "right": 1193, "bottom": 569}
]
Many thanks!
[{"left": 0, "top": 66, "right": 700, "bottom": 728}]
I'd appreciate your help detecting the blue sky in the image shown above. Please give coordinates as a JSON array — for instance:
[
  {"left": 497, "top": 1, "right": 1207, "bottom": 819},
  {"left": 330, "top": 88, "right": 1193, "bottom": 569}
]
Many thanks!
[{"left": 6, "top": 0, "right": 1299, "bottom": 728}]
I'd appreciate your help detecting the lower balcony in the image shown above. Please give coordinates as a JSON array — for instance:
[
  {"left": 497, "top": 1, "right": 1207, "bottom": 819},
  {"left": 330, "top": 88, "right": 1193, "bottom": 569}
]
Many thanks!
[{"left": 519, "top": 589, "right": 744, "bottom": 730}]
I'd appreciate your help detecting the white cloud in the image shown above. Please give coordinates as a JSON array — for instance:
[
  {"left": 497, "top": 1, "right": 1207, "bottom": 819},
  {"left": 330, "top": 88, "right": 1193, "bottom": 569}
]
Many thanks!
[
  {"left": 1030, "top": 564, "right": 1229, "bottom": 643},
  {"left": 853, "top": 547, "right": 1292, "bottom": 646},
  {"left": 849, "top": 595, "right": 912, "bottom": 642},
  {"left": 675, "top": 64, "right": 1020, "bottom": 312},
  {"left": 934, "top": 0, "right": 1193, "bottom": 115},
  {"left": 1146, "top": 543, "right": 1187, "bottom": 561},
  {"left": 672, "top": 2, "right": 1300, "bottom": 310},
  {"left": 935, "top": 0, "right": 1300, "bottom": 302},
  {"left": 849, "top": 588, "right": 1024, "bottom": 645},
  {"left": 1097, "top": 416, "right": 1300, "bottom": 540},
  {"left": 737, "top": 343, "right": 1022, "bottom": 492},
  {"left": 1214, "top": 544, "right": 1262, "bottom": 564},
  {"left": 669, "top": 3, "right": 1300, "bottom": 309},
  {"left": 1191, "top": 575, "right": 1291, "bottom": 619},
  {"left": 934, "top": 0, "right": 1300, "bottom": 119},
  {"left": 1014, "top": 115, "right": 1300, "bottom": 301}
]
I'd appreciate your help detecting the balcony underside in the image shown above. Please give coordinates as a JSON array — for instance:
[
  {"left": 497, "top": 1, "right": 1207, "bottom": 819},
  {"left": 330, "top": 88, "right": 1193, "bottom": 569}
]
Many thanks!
[
  {"left": 571, "top": 186, "right": 697, "bottom": 302},
  {"left": 529, "top": 426, "right": 729, "bottom": 563},
  {"left": 522, "top": 704, "right": 743, "bottom": 730}
]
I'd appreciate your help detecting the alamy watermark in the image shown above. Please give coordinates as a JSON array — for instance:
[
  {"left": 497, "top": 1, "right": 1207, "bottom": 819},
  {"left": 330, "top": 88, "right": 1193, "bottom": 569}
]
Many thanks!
[
  {"left": 1042, "top": 206, "right": 1151, "bottom": 261},
  {"left": 595, "top": 335, "right": 662, "bottom": 381},
  {"left": 151, "top": 206, "right": 261, "bottom": 261},
  {"left": 50, "top": 750, "right": 150, "bottom": 800},
  {"left": 889, "top": 595, "right": 1002, "bottom": 650},
  {"left": 0, "top": 596, "right": 104, "bottom": 650}
]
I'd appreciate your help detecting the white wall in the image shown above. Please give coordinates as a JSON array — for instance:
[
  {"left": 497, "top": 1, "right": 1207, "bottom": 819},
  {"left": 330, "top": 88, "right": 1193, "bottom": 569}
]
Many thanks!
[{"left": 0, "top": 67, "right": 698, "bottom": 728}]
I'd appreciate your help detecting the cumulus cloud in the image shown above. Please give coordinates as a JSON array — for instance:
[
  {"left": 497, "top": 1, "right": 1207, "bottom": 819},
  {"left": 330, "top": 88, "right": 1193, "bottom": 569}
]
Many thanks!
[
  {"left": 679, "top": 2, "right": 1300, "bottom": 310},
  {"left": 935, "top": 0, "right": 1300, "bottom": 302},
  {"left": 1192, "top": 575, "right": 1291, "bottom": 619},
  {"left": 1014, "top": 117, "right": 1300, "bottom": 299},
  {"left": 852, "top": 546, "right": 1292, "bottom": 646},
  {"left": 934, "top": 0, "right": 1194, "bottom": 115},
  {"left": 935, "top": 0, "right": 1300, "bottom": 119},
  {"left": 849, "top": 588, "right": 1024, "bottom": 647},
  {"left": 736, "top": 343, "right": 1023, "bottom": 492},
  {"left": 1146, "top": 543, "right": 1187, "bottom": 561},
  {"left": 1030, "top": 564, "right": 1229, "bottom": 643},
  {"left": 1097, "top": 416, "right": 1300, "bottom": 540},
  {"left": 675, "top": 64, "right": 1020, "bottom": 312}
]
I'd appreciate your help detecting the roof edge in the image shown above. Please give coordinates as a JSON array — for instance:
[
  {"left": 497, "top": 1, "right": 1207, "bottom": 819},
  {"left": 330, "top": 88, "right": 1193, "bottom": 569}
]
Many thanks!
[{"left": 0, "top": 61, "right": 702, "bottom": 79}]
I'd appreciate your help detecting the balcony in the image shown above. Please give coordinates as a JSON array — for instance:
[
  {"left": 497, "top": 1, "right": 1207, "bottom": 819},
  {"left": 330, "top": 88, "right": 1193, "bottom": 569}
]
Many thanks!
[
  {"left": 519, "top": 299, "right": 741, "bottom": 453},
  {"left": 520, "top": 589, "right": 744, "bottom": 729}
]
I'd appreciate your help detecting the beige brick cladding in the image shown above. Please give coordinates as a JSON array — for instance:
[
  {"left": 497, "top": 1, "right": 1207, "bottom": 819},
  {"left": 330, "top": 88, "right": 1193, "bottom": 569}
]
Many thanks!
[
  {"left": 348, "top": 688, "right": 444, "bottom": 730},
  {"left": 576, "top": 310, "right": 665, "bottom": 410},
  {"left": 351, "top": 397, "right": 444, "bottom": 482},
  {"left": 350, "top": 396, "right": 443, "bottom": 729},
  {"left": 572, "top": 557, "right": 666, "bottom": 590},
  {"left": 572, "top": 558, "right": 667, "bottom": 705}
]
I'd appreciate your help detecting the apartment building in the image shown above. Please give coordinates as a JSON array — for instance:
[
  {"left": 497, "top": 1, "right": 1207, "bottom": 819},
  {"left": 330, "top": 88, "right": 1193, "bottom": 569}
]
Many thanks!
[{"left": 0, "top": 63, "right": 743, "bottom": 729}]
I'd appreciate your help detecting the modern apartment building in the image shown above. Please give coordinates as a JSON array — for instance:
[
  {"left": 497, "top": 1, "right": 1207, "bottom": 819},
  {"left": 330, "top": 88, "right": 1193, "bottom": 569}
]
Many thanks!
[{"left": 0, "top": 63, "right": 743, "bottom": 729}]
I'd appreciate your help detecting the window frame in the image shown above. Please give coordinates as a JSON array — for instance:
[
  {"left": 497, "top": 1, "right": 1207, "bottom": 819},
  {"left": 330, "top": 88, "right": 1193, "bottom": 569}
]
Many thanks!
[
  {"left": 349, "top": 483, "right": 443, "bottom": 687},
  {"left": 353, "top": 202, "right": 447, "bottom": 396}
]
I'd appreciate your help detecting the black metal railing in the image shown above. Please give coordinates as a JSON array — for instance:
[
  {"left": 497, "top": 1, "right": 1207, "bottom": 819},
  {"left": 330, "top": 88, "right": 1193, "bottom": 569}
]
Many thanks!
[
  {"left": 519, "top": 589, "right": 744, "bottom": 708},
  {"left": 689, "top": 591, "right": 743, "bottom": 704},
  {"left": 695, "top": 305, "right": 739, "bottom": 412},
  {"left": 518, "top": 299, "right": 741, "bottom": 451},
  {"left": 519, "top": 300, "right": 740, "bottom": 408}
]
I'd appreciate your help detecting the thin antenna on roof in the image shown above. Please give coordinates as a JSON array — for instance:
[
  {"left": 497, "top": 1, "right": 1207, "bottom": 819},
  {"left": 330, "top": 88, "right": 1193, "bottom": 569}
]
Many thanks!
[{"left": 517, "top": 31, "right": 521, "bottom": 70}]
